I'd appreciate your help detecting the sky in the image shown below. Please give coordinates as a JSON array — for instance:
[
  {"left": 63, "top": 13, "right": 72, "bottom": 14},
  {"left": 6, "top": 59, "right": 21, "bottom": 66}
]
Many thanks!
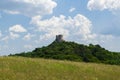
[{"left": 0, "top": 0, "right": 120, "bottom": 55}]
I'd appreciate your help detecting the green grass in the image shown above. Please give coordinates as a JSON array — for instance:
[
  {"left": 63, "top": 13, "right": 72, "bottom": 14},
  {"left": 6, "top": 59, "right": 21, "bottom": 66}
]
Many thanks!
[{"left": 0, "top": 57, "right": 120, "bottom": 80}]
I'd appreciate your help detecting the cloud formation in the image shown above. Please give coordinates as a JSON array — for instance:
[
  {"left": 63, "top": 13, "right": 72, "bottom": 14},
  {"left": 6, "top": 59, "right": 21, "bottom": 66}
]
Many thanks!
[
  {"left": 31, "top": 14, "right": 95, "bottom": 41},
  {"left": 87, "top": 0, "right": 120, "bottom": 11},
  {"left": 0, "top": 0, "right": 57, "bottom": 17},
  {"left": 69, "top": 8, "right": 76, "bottom": 12},
  {"left": 9, "top": 25, "right": 27, "bottom": 33},
  {"left": 23, "top": 33, "right": 35, "bottom": 40},
  {"left": 10, "top": 32, "right": 20, "bottom": 40},
  {"left": 0, "top": 31, "right": 2, "bottom": 38}
]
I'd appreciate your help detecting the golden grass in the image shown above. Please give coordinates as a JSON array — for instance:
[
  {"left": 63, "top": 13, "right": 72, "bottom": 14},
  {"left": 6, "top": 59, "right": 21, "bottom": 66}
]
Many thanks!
[{"left": 0, "top": 57, "right": 120, "bottom": 80}]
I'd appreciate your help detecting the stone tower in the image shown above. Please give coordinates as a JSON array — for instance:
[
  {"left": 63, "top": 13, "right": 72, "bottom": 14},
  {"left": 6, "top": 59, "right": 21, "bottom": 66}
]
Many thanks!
[{"left": 55, "top": 34, "right": 64, "bottom": 42}]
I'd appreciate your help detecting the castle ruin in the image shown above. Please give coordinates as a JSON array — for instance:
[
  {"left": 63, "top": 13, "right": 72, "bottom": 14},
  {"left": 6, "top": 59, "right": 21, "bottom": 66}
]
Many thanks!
[{"left": 55, "top": 34, "right": 64, "bottom": 42}]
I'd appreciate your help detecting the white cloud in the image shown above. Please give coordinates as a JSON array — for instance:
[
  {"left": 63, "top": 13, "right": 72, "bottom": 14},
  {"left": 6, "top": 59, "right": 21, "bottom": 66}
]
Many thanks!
[
  {"left": 0, "top": 31, "right": 2, "bottom": 37},
  {"left": 1, "top": 36, "right": 9, "bottom": 41},
  {"left": 9, "top": 25, "right": 27, "bottom": 33},
  {"left": 10, "top": 32, "right": 20, "bottom": 39},
  {"left": 87, "top": 0, "right": 120, "bottom": 11},
  {"left": 1, "top": 32, "right": 20, "bottom": 41},
  {"left": 31, "top": 14, "right": 95, "bottom": 41},
  {"left": 0, "top": 0, "right": 57, "bottom": 17},
  {"left": 69, "top": 7, "right": 76, "bottom": 12},
  {"left": 23, "top": 33, "right": 35, "bottom": 40},
  {"left": 5, "top": 10, "right": 20, "bottom": 14}
]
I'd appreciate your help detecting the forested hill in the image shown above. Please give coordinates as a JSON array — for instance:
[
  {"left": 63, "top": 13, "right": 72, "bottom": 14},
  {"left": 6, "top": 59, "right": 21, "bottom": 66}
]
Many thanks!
[{"left": 10, "top": 41, "right": 120, "bottom": 65}]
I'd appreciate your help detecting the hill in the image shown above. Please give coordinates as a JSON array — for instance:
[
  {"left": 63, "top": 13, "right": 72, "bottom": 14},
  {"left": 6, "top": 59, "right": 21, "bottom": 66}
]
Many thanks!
[
  {"left": 10, "top": 41, "right": 120, "bottom": 65},
  {"left": 1, "top": 57, "right": 120, "bottom": 80}
]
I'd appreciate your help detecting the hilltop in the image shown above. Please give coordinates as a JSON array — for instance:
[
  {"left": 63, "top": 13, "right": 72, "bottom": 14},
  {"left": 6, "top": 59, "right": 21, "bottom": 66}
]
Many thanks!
[
  {"left": 10, "top": 35, "right": 120, "bottom": 65},
  {"left": 1, "top": 57, "right": 120, "bottom": 80}
]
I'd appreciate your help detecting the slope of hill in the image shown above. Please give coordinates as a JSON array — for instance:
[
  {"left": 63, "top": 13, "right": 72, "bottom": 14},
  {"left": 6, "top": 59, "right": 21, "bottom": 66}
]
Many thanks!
[
  {"left": 1, "top": 57, "right": 120, "bottom": 80},
  {"left": 11, "top": 41, "right": 120, "bottom": 65}
]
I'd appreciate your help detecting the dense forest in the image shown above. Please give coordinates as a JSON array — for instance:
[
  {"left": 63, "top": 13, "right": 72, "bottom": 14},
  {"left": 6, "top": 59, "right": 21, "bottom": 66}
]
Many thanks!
[{"left": 10, "top": 41, "right": 120, "bottom": 65}]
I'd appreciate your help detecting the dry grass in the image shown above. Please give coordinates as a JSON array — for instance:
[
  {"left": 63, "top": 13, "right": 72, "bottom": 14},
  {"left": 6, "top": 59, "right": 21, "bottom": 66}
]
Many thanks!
[{"left": 0, "top": 57, "right": 120, "bottom": 80}]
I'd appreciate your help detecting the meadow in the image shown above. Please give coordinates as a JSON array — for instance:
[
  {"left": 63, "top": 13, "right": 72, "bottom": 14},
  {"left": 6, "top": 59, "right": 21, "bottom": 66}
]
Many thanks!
[{"left": 0, "top": 57, "right": 120, "bottom": 80}]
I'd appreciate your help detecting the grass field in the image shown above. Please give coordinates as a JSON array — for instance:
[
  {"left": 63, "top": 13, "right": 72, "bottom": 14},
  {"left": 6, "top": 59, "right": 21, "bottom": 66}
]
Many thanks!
[{"left": 0, "top": 57, "right": 120, "bottom": 80}]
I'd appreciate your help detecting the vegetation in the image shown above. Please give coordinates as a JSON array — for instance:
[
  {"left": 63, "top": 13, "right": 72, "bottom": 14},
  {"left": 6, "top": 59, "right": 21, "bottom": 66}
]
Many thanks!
[
  {"left": 10, "top": 41, "right": 120, "bottom": 65},
  {"left": 1, "top": 57, "right": 120, "bottom": 80}
]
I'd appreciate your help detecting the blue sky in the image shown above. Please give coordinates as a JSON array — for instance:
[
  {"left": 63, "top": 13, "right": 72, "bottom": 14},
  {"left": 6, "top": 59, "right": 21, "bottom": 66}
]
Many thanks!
[{"left": 0, "top": 0, "right": 120, "bottom": 55}]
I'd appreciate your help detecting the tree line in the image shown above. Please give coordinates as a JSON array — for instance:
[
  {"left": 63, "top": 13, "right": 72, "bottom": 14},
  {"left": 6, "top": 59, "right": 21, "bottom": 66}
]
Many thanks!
[{"left": 10, "top": 41, "right": 120, "bottom": 65}]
